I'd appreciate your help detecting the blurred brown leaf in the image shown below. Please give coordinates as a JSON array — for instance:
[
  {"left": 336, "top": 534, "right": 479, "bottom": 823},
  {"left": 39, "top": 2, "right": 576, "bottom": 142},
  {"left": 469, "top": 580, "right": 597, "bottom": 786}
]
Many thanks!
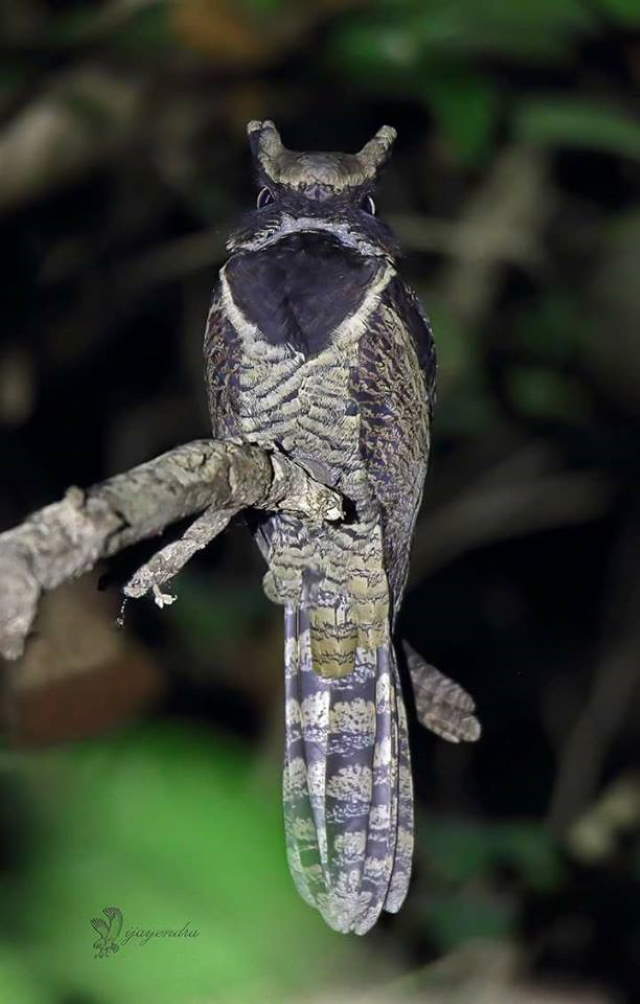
[
  {"left": 172, "top": 0, "right": 364, "bottom": 67},
  {"left": 4, "top": 575, "right": 165, "bottom": 746}
]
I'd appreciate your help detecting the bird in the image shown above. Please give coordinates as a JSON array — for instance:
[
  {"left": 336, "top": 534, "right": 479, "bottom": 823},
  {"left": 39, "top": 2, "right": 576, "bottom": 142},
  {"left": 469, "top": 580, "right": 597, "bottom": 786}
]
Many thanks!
[
  {"left": 204, "top": 120, "right": 479, "bottom": 934},
  {"left": 90, "top": 905, "right": 122, "bottom": 957}
]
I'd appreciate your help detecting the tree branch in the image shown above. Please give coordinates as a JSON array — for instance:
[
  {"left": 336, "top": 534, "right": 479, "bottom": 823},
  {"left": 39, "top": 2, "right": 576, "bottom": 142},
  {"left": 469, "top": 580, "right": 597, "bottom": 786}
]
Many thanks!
[
  {"left": 0, "top": 437, "right": 482, "bottom": 745},
  {"left": 0, "top": 438, "right": 343, "bottom": 660},
  {"left": 0, "top": 66, "right": 144, "bottom": 214}
]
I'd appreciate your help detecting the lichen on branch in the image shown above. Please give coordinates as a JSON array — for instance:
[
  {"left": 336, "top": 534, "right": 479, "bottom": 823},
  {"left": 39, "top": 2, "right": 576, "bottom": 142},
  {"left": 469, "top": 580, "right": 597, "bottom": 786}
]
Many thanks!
[{"left": 0, "top": 439, "right": 342, "bottom": 660}]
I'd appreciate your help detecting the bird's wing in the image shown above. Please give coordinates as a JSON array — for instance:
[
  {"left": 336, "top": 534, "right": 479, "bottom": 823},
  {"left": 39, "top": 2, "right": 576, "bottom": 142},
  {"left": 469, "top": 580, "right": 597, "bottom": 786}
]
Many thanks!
[
  {"left": 103, "top": 906, "right": 123, "bottom": 939},
  {"left": 203, "top": 283, "right": 243, "bottom": 440},
  {"left": 351, "top": 274, "right": 435, "bottom": 612},
  {"left": 403, "top": 641, "right": 481, "bottom": 742}
]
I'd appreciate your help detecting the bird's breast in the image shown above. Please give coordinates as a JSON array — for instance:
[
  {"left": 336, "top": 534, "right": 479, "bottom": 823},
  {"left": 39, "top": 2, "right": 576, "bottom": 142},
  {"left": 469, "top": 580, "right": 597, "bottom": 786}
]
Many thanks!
[
  {"left": 222, "top": 231, "right": 385, "bottom": 358},
  {"left": 219, "top": 233, "right": 395, "bottom": 496}
]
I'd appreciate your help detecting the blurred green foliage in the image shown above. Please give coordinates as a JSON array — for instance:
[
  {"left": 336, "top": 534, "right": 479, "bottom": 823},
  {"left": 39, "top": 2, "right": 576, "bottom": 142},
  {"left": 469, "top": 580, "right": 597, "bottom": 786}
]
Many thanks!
[
  {"left": 516, "top": 98, "right": 640, "bottom": 161},
  {"left": 2, "top": 726, "right": 360, "bottom": 1003},
  {"left": 172, "top": 574, "right": 268, "bottom": 660},
  {"left": 1, "top": 0, "right": 640, "bottom": 999},
  {"left": 423, "top": 816, "right": 563, "bottom": 890}
]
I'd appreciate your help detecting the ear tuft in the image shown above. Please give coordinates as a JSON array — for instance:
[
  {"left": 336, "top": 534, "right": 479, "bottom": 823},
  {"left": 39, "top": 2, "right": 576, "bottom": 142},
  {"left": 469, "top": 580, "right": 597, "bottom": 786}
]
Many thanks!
[
  {"left": 357, "top": 125, "right": 397, "bottom": 176},
  {"left": 247, "top": 120, "right": 284, "bottom": 171}
]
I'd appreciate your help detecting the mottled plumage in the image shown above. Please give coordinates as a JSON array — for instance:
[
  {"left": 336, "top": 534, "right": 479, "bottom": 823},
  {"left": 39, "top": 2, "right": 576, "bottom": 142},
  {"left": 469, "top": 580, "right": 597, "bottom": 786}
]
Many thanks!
[{"left": 204, "top": 121, "right": 467, "bottom": 933}]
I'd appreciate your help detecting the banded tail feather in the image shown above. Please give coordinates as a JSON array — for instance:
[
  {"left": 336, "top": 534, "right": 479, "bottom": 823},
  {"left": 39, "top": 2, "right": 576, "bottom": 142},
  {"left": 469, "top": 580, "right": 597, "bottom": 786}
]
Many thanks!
[{"left": 283, "top": 599, "right": 413, "bottom": 934}]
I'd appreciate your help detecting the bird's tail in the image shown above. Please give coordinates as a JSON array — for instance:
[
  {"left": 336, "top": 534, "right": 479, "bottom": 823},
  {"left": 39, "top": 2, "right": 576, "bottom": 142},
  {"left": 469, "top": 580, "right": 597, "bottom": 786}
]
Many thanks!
[{"left": 282, "top": 600, "right": 413, "bottom": 934}]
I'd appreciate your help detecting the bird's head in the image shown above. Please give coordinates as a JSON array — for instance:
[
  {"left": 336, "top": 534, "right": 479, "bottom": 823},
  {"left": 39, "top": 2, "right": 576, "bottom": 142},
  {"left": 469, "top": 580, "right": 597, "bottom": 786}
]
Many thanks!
[{"left": 227, "top": 120, "right": 399, "bottom": 257}]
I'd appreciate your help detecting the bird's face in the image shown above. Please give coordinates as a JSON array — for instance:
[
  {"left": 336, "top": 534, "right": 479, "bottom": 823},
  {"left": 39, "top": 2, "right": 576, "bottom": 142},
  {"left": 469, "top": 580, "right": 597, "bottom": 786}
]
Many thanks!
[{"left": 227, "top": 120, "right": 400, "bottom": 258}]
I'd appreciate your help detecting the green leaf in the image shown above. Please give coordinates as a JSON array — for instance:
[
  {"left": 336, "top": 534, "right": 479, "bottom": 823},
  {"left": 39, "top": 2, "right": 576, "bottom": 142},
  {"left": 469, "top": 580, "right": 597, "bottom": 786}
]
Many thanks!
[
  {"left": 423, "top": 818, "right": 495, "bottom": 883},
  {"left": 494, "top": 822, "right": 564, "bottom": 891},
  {"left": 507, "top": 366, "right": 592, "bottom": 422},
  {"left": 239, "top": 0, "right": 285, "bottom": 13},
  {"left": 0, "top": 950, "right": 46, "bottom": 1004},
  {"left": 46, "top": 7, "right": 111, "bottom": 45},
  {"left": 596, "top": 0, "right": 640, "bottom": 24},
  {"left": 424, "top": 889, "right": 516, "bottom": 949},
  {"left": 412, "top": 0, "right": 592, "bottom": 62},
  {"left": 514, "top": 295, "right": 593, "bottom": 359},
  {"left": 111, "top": 3, "right": 173, "bottom": 53},
  {"left": 0, "top": 61, "right": 31, "bottom": 95},
  {"left": 515, "top": 97, "right": 640, "bottom": 160},
  {"left": 329, "top": 0, "right": 595, "bottom": 81},
  {"left": 422, "top": 817, "right": 563, "bottom": 891},
  {"left": 8, "top": 725, "right": 361, "bottom": 1003},
  {"left": 427, "top": 72, "right": 498, "bottom": 164},
  {"left": 328, "top": 21, "right": 422, "bottom": 91},
  {"left": 422, "top": 295, "right": 477, "bottom": 385},
  {"left": 170, "top": 573, "right": 268, "bottom": 656},
  {"left": 46, "top": 1, "right": 171, "bottom": 49}
]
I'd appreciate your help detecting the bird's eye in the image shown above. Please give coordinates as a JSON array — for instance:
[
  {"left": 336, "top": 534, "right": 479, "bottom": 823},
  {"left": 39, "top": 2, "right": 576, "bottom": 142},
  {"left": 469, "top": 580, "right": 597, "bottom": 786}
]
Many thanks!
[
  {"left": 361, "top": 195, "right": 376, "bottom": 215},
  {"left": 257, "top": 187, "right": 274, "bottom": 209}
]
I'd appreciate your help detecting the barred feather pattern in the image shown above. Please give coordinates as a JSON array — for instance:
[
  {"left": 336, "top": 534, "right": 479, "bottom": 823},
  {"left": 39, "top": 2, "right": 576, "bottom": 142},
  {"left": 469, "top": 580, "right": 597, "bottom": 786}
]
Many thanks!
[
  {"left": 283, "top": 604, "right": 413, "bottom": 934},
  {"left": 205, "top": 225, "right": 434, "bottom": 932}
]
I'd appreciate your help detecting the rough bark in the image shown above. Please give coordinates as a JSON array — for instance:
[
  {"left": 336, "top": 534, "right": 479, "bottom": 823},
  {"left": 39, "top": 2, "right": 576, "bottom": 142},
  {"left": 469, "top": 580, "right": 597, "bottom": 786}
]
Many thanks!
[{"left": 0, "top": 438, "right": 342, "bottom": 660}]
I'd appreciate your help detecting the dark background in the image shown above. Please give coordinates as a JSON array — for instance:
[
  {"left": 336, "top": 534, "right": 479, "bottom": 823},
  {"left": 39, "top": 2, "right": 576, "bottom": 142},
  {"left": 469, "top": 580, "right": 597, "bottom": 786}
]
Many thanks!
[{"left": 1, "top": 1, "right": 639, "bottom": 1001}]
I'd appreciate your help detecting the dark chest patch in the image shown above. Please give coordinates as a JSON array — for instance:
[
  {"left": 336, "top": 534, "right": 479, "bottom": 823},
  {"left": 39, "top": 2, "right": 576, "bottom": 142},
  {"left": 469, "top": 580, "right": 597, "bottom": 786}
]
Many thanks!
[{"left": 224, "top": 233, "right": 381, "bottom": 357}]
